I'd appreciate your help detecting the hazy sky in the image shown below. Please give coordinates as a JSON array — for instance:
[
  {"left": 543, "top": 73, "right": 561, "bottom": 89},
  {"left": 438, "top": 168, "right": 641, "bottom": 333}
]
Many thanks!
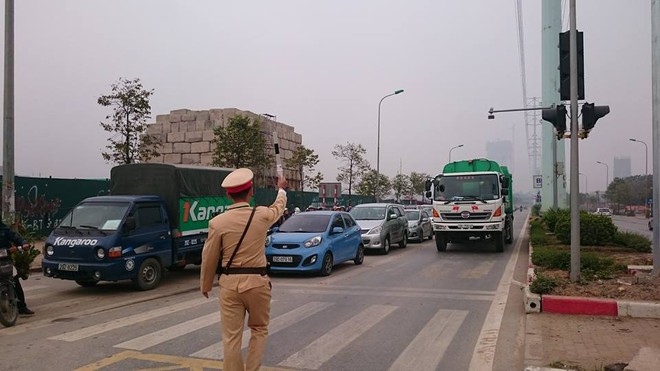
[{"left": 0, "top": 1, "right": 653, "bottom": 194}]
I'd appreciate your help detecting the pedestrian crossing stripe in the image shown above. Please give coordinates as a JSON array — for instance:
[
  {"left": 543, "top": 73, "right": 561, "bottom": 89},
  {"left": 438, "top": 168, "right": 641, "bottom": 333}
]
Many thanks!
[
  {"left": 73, "top": 350, "right": 291, "bottom": 371},
  {"left": 191, "top": 301, "right": 334, "bottom": 359},
  {"left": 278, "top": 304, "right": 398, "bottom": 369},
  {"left": 49, "top": 297, "right": 210, "bottom": 342}
]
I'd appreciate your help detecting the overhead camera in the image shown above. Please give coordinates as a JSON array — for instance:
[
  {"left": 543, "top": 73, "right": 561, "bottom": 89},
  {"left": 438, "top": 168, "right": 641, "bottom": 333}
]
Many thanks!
[{"left": 488, "top": 114, "right": 495, "bottom": 120}]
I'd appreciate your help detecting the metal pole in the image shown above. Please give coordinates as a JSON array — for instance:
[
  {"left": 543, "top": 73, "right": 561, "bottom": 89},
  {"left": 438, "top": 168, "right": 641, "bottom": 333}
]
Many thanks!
[
  {"left": 569, "top": 0, "right": 580, "bottom": 282},
  {"left": 448, "top": 144, "right": 463, "bottom": 163},
  {"left": 651, "top": 0, "right": 660, "bottom": 275},
  {"left": 2, "top": 0, "right": 15, "bottom": 221},
  {"left": 376, "top": 90, "right": 403, "bottom": 202}
]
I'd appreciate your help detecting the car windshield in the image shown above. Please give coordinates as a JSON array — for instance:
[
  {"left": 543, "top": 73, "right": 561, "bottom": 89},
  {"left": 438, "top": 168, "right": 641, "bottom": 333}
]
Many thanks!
[
  {"left": 350, "top": 207, "right": 387, "bottom": 220},
  {"left": 433, "top": 174, "right": 500, "bottom": 202},
  {"left": 58, "top": 202, "right": 130, "bottom": 231},
  {"left": 405, "top": 211, "right": 420, "bottom": 220},
  {"left": 278, "top": 214, "right": 330, "bottom": 233}
]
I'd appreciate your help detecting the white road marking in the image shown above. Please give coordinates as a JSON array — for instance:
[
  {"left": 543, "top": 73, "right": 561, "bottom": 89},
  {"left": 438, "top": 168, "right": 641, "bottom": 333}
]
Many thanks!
[
  {"left": 114, "top": 312, "right": 220, "bottom": 351},
  {"left": 469, "top": 217, "right": 529, "bottom": 370},
  {"left": 191, "top": 301, "right": 333, "bottom": 359},
  {"left": 278, "top": 304, "right": 397, "bottom": 370},
  {"left": 389, "top": 309, "right": 468, "bottom": 371},
  {"left": 49, "top": 297, "right": 209, "bottom": 342}
]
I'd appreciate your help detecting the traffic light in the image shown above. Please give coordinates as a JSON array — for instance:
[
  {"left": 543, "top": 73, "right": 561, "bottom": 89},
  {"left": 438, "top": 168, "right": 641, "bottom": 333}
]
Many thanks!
[
  {"left": 559, "top": 31, "right": 584, "bottom": 101},
  {"left": 580, "top": 103, "right": 610, "bottom": 138},
  {"left": 542, "top": 104, "right": 567, "bottom": 140}
]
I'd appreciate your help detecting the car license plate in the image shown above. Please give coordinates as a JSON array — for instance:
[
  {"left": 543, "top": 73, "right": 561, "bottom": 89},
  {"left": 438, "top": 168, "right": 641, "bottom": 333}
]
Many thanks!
[
  {"left": 273, "top": 256, "right": 293, "bottom": 263},
  {"left": 58, "top": 263, "right": 79, "bottom": 272}
]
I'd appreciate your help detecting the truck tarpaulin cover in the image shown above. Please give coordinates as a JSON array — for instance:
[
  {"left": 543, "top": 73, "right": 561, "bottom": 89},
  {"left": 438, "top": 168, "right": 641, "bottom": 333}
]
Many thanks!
[{"left": 110, "top": 163, "right": 233, "bottom": 228}]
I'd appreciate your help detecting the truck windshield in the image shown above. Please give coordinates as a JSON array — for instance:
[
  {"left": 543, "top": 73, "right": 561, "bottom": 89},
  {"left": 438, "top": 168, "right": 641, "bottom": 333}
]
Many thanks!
[
  {"left": 433, "top": 174, "right": 500, "bottom": 202},
  {"left": 58, "top": 202, "right": 130, "bottom": 231}
]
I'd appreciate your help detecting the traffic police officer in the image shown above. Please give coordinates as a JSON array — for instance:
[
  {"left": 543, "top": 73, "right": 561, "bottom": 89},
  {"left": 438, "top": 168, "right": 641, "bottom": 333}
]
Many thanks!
[{"left": 200, "top": 168, "right": 287, "bottom": 371}]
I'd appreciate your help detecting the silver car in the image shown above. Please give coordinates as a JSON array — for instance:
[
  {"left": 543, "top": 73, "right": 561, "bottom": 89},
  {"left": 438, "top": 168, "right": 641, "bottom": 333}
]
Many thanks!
[
  {"left": 405, "top": 209, "right": 433, "bottom": 242},
  {"left": 350, "top": 203, "right": 409, "bottom": 254}
]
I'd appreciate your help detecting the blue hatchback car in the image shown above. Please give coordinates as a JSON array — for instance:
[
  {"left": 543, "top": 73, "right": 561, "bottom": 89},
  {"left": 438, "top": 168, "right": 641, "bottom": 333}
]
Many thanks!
[{"left": 266, "top": 211, "right": 364, "bottom": 276}]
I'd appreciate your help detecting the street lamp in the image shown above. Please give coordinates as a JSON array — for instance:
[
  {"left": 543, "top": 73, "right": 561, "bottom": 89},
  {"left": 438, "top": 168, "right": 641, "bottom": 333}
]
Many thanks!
[
  {"left": 376, "top": 89, "right": 404, "bottom": 201},
  {"left": 629, "top": 138, "right": 650, "bottom": 216},
  {"left": 448, "top": 144, "right": 464, "bottom": 162},
  {"left": 596, "top": 161, "right": 609, "bottom": 191}
]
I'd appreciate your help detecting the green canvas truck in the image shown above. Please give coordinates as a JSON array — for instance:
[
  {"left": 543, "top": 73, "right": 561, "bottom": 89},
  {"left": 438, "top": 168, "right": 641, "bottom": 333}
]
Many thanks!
[{"left": 425, "top": 158, "right": 514, "bottom": 252}]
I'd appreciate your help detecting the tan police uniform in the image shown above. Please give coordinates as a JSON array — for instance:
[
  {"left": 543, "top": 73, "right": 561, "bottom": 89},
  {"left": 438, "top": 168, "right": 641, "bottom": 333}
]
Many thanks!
[{"left": 200, "top": 168, "right": 286, "bottom": 371}]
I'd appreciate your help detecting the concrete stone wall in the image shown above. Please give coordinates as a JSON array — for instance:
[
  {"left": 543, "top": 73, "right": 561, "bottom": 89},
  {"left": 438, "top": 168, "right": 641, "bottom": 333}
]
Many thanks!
[{"left": 145, "top": 108, "right": 303, "bottom": 188}]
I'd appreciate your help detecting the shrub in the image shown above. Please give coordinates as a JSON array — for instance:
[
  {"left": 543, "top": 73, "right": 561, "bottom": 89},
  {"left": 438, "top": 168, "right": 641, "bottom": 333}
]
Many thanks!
[
  {"left": 554, "top": 211, "right": 617, "bottom": 246},
  {"left": 530, "top": 273, "right": 559, "bottom": 295},
  {"left": 613, "top": 231, "right": 652, "bottom": 252},
  {"left": 580, "top": 252, "right": 625, "bottom": 280},
  {"left": 529, "top": 219, "right": 549, "bottom": 247},
  {"left": 531, "top": 204, "right": 541, "bottom": 217},
  {"left": 541, "top": 208, "right": 569, "bottom": 233},
  {"left": 532, "top": 246, "right": 570, "bottom": 270}
]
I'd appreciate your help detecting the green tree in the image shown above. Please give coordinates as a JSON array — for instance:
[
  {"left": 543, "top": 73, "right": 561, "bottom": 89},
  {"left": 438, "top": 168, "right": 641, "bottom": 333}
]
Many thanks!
[
  {"left": 409, "top": 171, "right": 430, "bottom": 200},
  {"left": 356, "top": 170, "right": 391, "bottom": 199},
  {"left": 98, "top": 77, "right": 160, "bottom": 164},
  {"left": 605, "top": 178, "right": 631, "bottom": 213},
  {"left": 391, "top": 174, "right": 411, "bottom": 202},
  {"left": 332, "top": 142, "right": 370, "bottom": 200},
  {"left": 212, "top": 115, "right": 273, "bottom": 186},
  {"left": 284, "top": 145, "right": 321, "bottom": 191}
]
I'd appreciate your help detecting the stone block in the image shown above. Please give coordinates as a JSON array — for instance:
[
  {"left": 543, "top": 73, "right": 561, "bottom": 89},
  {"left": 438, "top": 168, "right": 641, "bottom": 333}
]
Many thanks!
[
  {"left": 146, "top": 123, "right": 162, "bottom": 135},
  {"left": 182, "top": 153, "right": 200, "bottom": 164},
  {"left": 148, "top": 133, "right": 166, "bottom": 144},
  {"left": 170, "top": 109, "right": 191, "bottom": 115},
  {"left": 195, "top": 120, "right": 206, "bottom": 131},
  {"left": 169, "top": 114, "right": 182, "bottom": 123},
  {"left": 163, "top": 153, "right": 181, "bottom": 164},
  {"left": 200, "top": 153, "right": 214, "bottom": 166},
  {"left": 196, "top": 111, "right": 210, "bottom": 121},
  {"left": 173, "top": 142, "right": 191, "bottom": 153},
  {"left": 185, "top": 131, "right": 203, "bottom": 142},
  {"left": 167, "top": 132, "right": 185, "bottom": 143},
  {"left": 191, "top": 141, "right": 210, "bottom": 153},
  {"left": 202, "top": 130, "right": 215, "bottom": 141},
  {"left": 148, "top": 155, "right": 163, "bottom": 163},
  {"left": 294, "top": 133, "right": 302, "bottom": 143},
  {"left": 204, "top": 119, "right": 214, "bottom": 130},
  {"left": 158, "top": 142, "right": 173, "bottom": 154},
  {"left": 156, "top": 114, "right": 170, "bottom": 123},
  {"left": 186, "top": 122, "right": 197, "bottom": 132},
  {"left": 161, "top": 122, "right": 172, "bottom": 134},
  {"left": 181, "top": 113, "right": 196, "bottom": 122}
]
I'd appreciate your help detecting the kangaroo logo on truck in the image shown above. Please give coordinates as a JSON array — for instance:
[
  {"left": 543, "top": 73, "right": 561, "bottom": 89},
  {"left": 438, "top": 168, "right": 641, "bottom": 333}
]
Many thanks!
[{"left": 53, "top": 237, "right": 99, "bottom": 247}]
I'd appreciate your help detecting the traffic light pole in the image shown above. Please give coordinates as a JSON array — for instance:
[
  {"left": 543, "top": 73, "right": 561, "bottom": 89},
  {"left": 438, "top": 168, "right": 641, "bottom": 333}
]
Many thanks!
[
  {"left": 568, "top": 0, "right": 581, "bottom": 282},
  {"left": 652, "top": 0, "right": 660, "bottom": 276}
]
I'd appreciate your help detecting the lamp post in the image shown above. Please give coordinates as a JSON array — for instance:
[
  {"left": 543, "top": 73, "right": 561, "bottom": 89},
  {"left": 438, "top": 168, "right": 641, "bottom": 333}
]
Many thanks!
[
  {"left": 376, "top": 89, "right": 404, "bottom": 201},
  {"left": 629, "top": 138, "right": 650, "bottom": 216},
  {"left": 448, "top": 144, "right": 464, "bottom": 162},
  {"left": 596, "top": 161, "right": 609, "bottom": 193}
]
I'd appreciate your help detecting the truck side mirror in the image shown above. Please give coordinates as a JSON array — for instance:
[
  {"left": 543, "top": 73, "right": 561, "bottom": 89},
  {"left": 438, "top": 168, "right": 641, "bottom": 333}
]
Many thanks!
[
  {"left": 501, "top": 176, "right": 510, "bottom": 189},
  {"left": 123, "top": 217, "right": 136, "bottom": 233},
  {"left": 425, "top": 179, "right": 431, "bottom": 191},
  {"left": 425, "top": 191, "right": 432, "bottom": 198}
]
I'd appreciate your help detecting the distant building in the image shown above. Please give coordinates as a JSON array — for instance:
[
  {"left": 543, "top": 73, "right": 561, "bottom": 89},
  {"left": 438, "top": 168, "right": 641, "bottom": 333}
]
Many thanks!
[
  {"left": 145, "top": 108, "right": 304, "bottom": 189},
  {"left": 486, "top": 140, "right": 513, "bottom": 168},
  {"left": 613, "top": 156, "right": 631, "bottom": 179}
]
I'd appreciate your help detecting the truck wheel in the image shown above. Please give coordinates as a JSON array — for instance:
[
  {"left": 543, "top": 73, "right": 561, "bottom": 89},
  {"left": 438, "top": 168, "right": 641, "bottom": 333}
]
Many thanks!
[
  {"left": 495, "top": 232, "right": 505, "bottom": 253},
  {"left": 381, "top": 236, "right": 390, "bottom": 255},
  {"left": 435, "top": 234, "right": 447, "bottom": 252},
  {"left": 75, "top": 279, "right": 99, "bottom": 288},
  {"left": 399, "top": 233, "right": 408, "bottom": 248},
  {"left": 133, "top": 258, "right": 162, "bottom": 291},
  {"left": 505, "top": 220, "right": 513, "bottom": 244}
]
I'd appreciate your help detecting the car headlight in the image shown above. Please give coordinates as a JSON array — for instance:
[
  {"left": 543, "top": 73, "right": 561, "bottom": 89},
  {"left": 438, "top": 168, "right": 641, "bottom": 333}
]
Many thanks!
[
  {"left": 303, "top": 235, "right": 323, "bottom": 248},
  {"left": 265, "top": 235, "right": 272, "bottom": 246},
  {"left": 367, "top": 225, "right": 382, "bottom": 235},
  {"left": 46, "top": 245, "right": 54, "bottom": 256},
  {"left": 96, "top": 248, "right": 105, "bottom": 259},
  {"left": 410, "top": 223, "right": 418, "bottom": 229}
]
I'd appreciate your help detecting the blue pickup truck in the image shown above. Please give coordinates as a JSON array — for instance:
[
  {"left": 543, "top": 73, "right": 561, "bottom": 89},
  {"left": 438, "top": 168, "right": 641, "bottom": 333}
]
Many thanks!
[{"left": 41, "top": 163, "right": 233, "bottom": 290}]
